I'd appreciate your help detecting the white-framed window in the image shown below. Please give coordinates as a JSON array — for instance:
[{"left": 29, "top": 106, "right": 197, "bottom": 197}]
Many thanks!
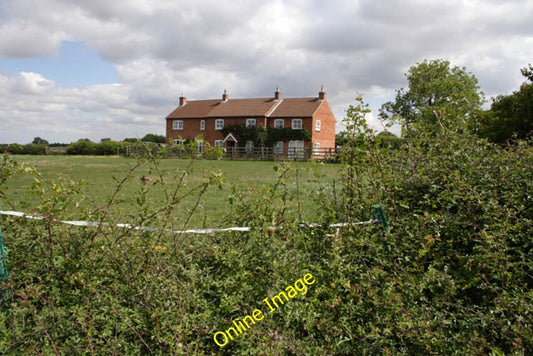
[
  {"left": 246, "top": 118, "right": 256, "bottom": 128},
  {"left": 200, "top": 120, "right": 205, "bottom": 130},
  {"left": 215, "top": 140, "right": 224, "bottom": 148},
  {"left": 215, "top": 119, "right": 224, "bottom": 130},
  {"left": 315, "top": 120, "right": 321, "bottom": 132},
  {"left": 173, "top": 120, "right": 184, "bottom": 130},
  {"left": 292, "top": 119, "right": 302, "bottom": 130},
  {"left": 245, "top": 140, "right": 254, "bottom": 152},
  {"left": 273, "top": 141, "right": 284, "bottom": 154},
  {"left": 173, "top": 139, "right": 185, "bottom": 147},
  {"left": 313, "top": 142, "right": 320, "bottom": 155},
  {"left": 274, "top": 119, "right": 284, "bottom": 129},
  {"left": 197, "top": 140, "right": 204, "bottom": 153},
  {"left": 288, "top": 140, "right": 304, "bottom": 159}
]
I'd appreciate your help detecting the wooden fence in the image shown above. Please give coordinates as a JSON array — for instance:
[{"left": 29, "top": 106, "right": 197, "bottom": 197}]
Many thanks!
[
  {"left": 123, "top": 146, "right": 341, "bottom": 161},
  {"left": 222, "top": 147, "right": 338, "bottom": 161}
]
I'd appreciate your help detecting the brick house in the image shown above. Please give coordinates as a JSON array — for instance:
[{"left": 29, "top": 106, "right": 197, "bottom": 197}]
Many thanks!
[{"left": 165, "top": 87, "right": 336, "bottom": 158}]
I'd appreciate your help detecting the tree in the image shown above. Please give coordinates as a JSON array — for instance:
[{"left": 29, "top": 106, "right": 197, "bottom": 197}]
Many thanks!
[
  {"left": 32, "top": 137, "right": 49, "bottom": 145},
  {"left": 141, "top": 134, "right": 166, "bottom": 144},
  {"left": 335, "top": 131, "right": 349, "bottom": 147},
  {"left": 380, "top": 59, "right": 484, "bottom": 135},
  {"left": 479, "top": 65, "right": 533, "bottom": 143},
  {"left": 521, "top": 63, "right": 533, "bottom": 82}
]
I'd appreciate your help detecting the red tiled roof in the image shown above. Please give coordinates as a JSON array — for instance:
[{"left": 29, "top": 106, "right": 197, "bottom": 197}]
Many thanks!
[
  {"left": 166, "top": 96, "right": 325, "bottom": 119},
  {"left": 269, "top": 97, "right": 322, "bottom": 118},
  {"left": 166, "top": 100, "right": 220, "bottom": 119},
  {"left": 208, "top": 98, "right": 278, "bottom": 117}
]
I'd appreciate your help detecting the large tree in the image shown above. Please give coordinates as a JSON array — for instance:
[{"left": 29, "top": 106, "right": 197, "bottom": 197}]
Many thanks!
[
  {"left": 31, "top": 137, "right": 49, "bottom": 145},
  {"left": 380, "top": 59, "right": 484, "bottom": 135},
  {"left": 479, "top": 64, "right": 533, "bottom": 143}
]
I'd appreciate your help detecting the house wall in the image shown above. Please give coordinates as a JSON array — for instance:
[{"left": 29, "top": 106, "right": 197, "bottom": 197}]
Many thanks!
[
  {"left": 311, "top": 100, "right": 336, "bottom": 149},
  {"left": 166, "top": 118, "right": 203, "bottom": 143},
  {"left": 167, "top": 117, "right": 267, "bottom": 145}
]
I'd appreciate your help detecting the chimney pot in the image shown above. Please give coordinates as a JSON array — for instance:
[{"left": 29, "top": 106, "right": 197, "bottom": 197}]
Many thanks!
[
  {"left": 179, "top": 93, "right": 187, "bottom": 106},
  {"left": 222, "top": 89, "right": 229, "bottom": 102}
]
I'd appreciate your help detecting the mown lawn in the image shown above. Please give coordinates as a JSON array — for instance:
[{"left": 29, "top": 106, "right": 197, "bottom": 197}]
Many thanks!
[{"left": 2, "top": 155, "right": 341, "bottom": 228}]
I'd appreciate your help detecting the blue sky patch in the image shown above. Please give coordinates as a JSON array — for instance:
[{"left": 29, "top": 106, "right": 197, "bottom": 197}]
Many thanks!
[{"left": 0, "top": 41, "right": 118, "bottom": 88}]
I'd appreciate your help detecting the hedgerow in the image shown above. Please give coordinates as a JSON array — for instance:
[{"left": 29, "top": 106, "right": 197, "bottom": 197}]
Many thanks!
[{"left": 0, "top": 96, "right": 531, "bottom": 354}]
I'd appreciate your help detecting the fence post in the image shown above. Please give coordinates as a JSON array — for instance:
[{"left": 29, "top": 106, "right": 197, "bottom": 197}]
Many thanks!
[
  {"left": 372, "top": 204, "right": 388, "bottom": 231},
  {"left": 0, "top": 204, "right": 11, "bottom": 307}
]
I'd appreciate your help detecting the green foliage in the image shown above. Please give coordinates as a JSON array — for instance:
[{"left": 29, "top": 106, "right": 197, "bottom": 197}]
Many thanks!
[
  {"left": 479, "top": 66, "right": 533, "bottom": 144},
  {"left": 375, "top": 131, "right": 403, "bottom": 149},
  {"left": 141, "top": 134, "right": 166, "bottom": 144},
  {"left": 380, "top": 59, "right": 484, "bottom": 135},
  {"left": 339, "top": 96, "right": 532, "bottom": 354},
  {"left": 221, "top": 124, "right": 311, "bottom": 147},
  {"left": 31, "top": 137, "right": 49, "bottom": 145},
  {"left": 65, "top": 140, "right": 133, "bottom": 156},
  {"left": 94, "top": 140, "right": 121, "bottom": 155},
  {"left": 521, "top": 63, "right": 533, "bottom": 82},
  {"left": 203, "top": 145, "right": 225, "bottom": 160},
  {"left": 0, "top": 93, "right": 531, "bottom": 354},
  {"left": 66, "top": 139, "right": 97, "bottom": 155},
  {"left": 2, "top": 144, "right": 47, "bottom": 155},
  {"left": 335, "top": 131, "right": 348, "bottom": 146},
  {"left": 265, "top": 127, "right": 311, "bottom": 146}
]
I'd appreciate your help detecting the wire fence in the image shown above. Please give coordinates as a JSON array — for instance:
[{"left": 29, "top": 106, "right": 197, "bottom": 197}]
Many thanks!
[{"left": 0, "top": 205, "right": 387, "bottom": 308}]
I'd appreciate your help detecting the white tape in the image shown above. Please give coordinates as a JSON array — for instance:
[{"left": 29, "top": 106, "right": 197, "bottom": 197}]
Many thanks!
[{"left": 0, "top": 210, "right": 375, "bottom": 234}]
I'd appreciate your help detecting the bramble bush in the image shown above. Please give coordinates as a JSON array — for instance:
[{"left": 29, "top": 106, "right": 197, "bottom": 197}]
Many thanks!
[{"left": 0, "top": 95, "right": 531, "bottom": 354}]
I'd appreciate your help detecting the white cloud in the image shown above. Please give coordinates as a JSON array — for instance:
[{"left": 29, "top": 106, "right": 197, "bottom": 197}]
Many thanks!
[
  {"left": 0, "top": 71, "right": 162, "bottom": 143},
  {"left": 0, "top": 0, "right": 532, "bottom": 143},
  {"left": 0, "top": 22, "right": 65, "bottom": 58}
]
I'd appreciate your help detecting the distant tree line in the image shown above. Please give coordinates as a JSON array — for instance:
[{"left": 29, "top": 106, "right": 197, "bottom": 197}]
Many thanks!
[{"left": 0, "top": 134, "right": 167, "bottom": 155}]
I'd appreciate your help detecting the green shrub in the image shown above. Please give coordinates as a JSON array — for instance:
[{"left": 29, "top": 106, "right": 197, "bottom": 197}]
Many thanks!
[
  {"left": 94, "top": 140, "right": 120, "bottom": 155},
  {"left": 22, "top": 144, "right": 47, "bottom": 155},
  {"left": 6, "top": 144, "right": 24, "bottom": 155},
  {"left": 0, "top": 97, "right": 531, "bottom": 354},
  {"left": 66, "top": 140, "right": 97, "bottom": 155}
]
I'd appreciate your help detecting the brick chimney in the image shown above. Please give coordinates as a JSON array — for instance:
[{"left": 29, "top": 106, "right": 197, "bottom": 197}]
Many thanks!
[
  {"left": 222, "top": 89, "right": 229, "bottom": 102},
  {"left": 318, "top": 85, "right": 326, "bottom": 100},
  {"left": 179, "top": 93, "right": 186, "bottom": 106},
  {"left": 274, "top": 87, "right": 281, "bottom": 100}
]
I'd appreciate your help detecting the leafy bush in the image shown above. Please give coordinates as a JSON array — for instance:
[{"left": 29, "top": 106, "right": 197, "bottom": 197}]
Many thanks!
[
  {"left": 203, "top": 145, "right": 225, "bottom": 160},
  {"left": 6, "top": 144, "right": 24, "bottom": 155},
  {"left": 22, "top": 144, "right": 47, "bottom": 155},
  {"left": 66, "top": 139, "right": 97, "bottom": 155},
  {"left": 0, "top": 96, "right": 531, "bottom": 354},
  {"left": 94, "top": 140, "right": 120, "bottom": 155}
]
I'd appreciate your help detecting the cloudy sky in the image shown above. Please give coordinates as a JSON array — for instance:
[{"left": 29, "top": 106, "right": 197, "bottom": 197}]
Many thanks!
[{"left": 1, "top": 0, "right": 532, "bottom": 144}]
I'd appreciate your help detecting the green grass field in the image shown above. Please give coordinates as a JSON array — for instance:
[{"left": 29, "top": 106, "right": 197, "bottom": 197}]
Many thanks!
[{"left": 2, "top": 155, "right": 341, "bottom": 228}]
